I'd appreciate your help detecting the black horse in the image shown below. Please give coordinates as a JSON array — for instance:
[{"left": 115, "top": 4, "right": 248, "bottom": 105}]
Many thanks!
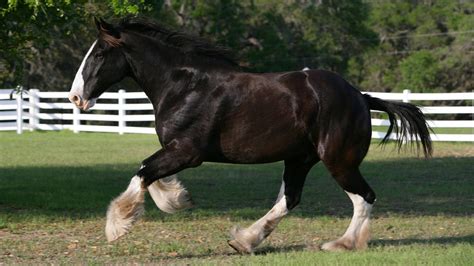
[{"left": 69, "top": 17, "right": 432, "bottom": 253}]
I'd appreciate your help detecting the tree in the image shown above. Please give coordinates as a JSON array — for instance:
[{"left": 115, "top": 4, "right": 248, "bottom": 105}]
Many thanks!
[
  {"left": 1, "top": 0, "right": 472, "bottom": 93},
  {"left": 357, "top": 0, "right": 473, "bottom": 92},
  {"left": 0, "top": 0, "right": 164, "bottom": 90},
  {"left": 1, "top": 1, "right": 93, "bottom": 88},
  {"left": 398, "top": 50, "right": 438, "bottom": 92},
  {"left": 170, "top": 0, "right": 376, "bottom": 73}
]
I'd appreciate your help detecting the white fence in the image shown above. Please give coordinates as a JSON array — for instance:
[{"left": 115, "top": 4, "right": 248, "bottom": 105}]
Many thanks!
[{"left": 1, "top": 89, "right": 473, "bottom": 142}]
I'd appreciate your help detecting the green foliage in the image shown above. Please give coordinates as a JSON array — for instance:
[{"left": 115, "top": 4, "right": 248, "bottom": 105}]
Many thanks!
[
  {"left": 109, "top": 0, "right": 152, "bottom": 15},
  {"left": 361, "top": 0, "right": 473, "bottom": 92},
  {"left": 0, "top": 0, "right": 472, "bottom": 92},
  {"left": 0, "top": 1, "right": 90, "bottom": 87},
  {"left": 398, "top": 50, "right": 439, "bottom": 92}
]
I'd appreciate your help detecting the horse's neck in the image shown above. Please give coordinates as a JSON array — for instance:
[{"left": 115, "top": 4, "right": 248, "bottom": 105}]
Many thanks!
[
  {"left": 135, "top": 62, "right": 232, "bottom": 108},
  {"left": 123, "top": 36, "right": 237, "bottom": 106},
  {"left": 125, "top": 53, "right": 173, "bottom": 101}
]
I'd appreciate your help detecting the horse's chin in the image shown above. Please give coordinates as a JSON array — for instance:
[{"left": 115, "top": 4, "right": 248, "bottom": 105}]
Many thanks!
[{"left": 82, "top": 98, "right": 96, "bottom": 111}]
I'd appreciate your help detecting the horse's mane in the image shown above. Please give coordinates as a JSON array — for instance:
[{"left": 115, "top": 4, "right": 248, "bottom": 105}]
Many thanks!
[{"left": 119, "top": 17, "right": 238, "bottom": 67}]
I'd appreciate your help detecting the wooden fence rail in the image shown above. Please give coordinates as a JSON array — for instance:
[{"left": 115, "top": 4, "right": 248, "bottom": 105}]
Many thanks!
[{"left": 1, "top": 89, "right": 473, "bottom": 141}]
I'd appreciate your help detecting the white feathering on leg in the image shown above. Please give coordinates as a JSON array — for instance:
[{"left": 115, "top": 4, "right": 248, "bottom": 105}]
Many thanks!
[
  {"left": 105, "top": 176, "right": 145, "bottom": 242},
  {"left": 147, "top": 174, "right": 193, "bottom": 213},
  {"left": 229, "top": 196, "right": 288, "bottom": 253},
  {"left": 321, "top": 191, "right": 372, "bottom": 251}
]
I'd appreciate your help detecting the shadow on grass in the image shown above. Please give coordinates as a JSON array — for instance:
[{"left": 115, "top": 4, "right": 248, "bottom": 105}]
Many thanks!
[
  {"left": 254, "top": 244, "right": 308, "bottom": 255},
  {"left": 152, "top": 234, "right": 474, "bottom": 260},
  {"left": 371, "top": 234, "right": 474, "bottom": 246},
  {"left": 153, "top": 235, "right": 474, "bottom": 261},
  {"left": 157, "top": 244, "right": 308, "bottom": 261},
  {"left": 0, "top": 156, "right": 472, "bottom": 221}
]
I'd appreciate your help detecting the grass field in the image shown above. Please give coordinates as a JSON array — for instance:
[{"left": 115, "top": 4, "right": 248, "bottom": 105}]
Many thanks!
[
  {"left": 0, "top": 131, "right": 473, "bottom": 264},
  {"left": 372, "top": 125, "right": 473, "bottom": 135}
]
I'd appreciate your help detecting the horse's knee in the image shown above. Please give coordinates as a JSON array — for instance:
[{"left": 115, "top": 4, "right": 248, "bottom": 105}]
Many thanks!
[
  {"left": 137, "top": 164, "right": 159, "bottom": 186},
  {"left": 138, "top": 144, "right": 202, "bottom": 187}
]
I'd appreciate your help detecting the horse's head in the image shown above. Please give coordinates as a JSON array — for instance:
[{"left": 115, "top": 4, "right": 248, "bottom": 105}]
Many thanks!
[{"left": 69, "top": 18, "right": 129, "bottom": 111}]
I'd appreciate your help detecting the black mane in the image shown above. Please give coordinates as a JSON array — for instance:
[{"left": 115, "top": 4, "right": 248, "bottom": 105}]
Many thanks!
[{"left": 119, "top": 17, "right": 239, "bottom": 67}]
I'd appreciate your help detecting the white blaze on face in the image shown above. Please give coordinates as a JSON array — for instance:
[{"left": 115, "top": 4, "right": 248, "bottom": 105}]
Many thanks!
[{"left": 69, "top": 40, "right": 98, "bottom": 110}]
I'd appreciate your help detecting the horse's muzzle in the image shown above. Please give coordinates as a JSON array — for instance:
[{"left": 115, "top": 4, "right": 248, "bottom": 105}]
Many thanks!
[{"left": 68, "top": 94, "right": 95, "bottom": 111}]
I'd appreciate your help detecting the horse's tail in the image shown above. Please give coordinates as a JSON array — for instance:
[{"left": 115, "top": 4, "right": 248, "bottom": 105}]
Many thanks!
[{"left": 363, "top": 94, "right": 433, "bottom": 158}]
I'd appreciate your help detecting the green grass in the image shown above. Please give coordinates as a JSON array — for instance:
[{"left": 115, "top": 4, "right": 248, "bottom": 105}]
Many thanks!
[
  {"left": 0, "top": 131, "right": 473, "bottom": 264},
  {"left": 372, "top": 125, "right": 473, "bottom": 135}
]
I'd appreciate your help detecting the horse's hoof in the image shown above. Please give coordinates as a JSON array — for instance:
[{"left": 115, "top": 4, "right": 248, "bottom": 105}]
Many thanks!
[
  {"left": 321, "top": 239, "right": 353, "bottom": 251},
  {"left": 228, "top": 239, "right": 253, "bottom": 254},
  {"left": 105, "top": 208, "right": 137, "bottom": 242},
  {"left": 105, "top": 225, "right": 126, "bottom": 242}
]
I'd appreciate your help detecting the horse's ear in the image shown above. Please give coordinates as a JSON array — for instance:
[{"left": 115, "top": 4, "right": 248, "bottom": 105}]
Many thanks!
[{"left": 95, "top": 18, "right": 122, "bottom": 47}]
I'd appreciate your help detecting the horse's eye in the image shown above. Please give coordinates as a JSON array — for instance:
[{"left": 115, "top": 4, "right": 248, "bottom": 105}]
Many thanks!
[{"left": 95, "top": 52, "right": 104, "bottom": 59}]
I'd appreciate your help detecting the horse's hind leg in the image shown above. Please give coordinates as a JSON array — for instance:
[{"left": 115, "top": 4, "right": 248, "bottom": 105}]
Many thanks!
[
  {"left": 321, "top": 167, "right": 376, "bottom": 251},
  {"left": 228, "top": 155, "right": 318, "bottom": 253}
]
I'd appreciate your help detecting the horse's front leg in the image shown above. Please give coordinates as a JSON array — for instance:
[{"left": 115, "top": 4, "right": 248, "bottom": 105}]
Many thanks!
[{"left": 105, "top": 139, "right": 202, "bottom": 242}]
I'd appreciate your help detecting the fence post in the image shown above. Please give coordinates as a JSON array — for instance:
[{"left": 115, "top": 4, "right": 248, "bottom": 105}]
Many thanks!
[
  {"left": 118, "top": 89, "right": 126, "bottom": 135},
  {"left": 16, "top": 93, "right": 23, "bottom": 134},
  {"left": 402, "top": 89, "right": 412, "bottom": 143},
  {"left": 73, "top": 106, "right": 80, "bottom": 133},
  {"left": 403, "top": 89, "right": 411, "bottom": 103},
  {"left": 29, "top": 89, "right": 39, "bottom": 131}
]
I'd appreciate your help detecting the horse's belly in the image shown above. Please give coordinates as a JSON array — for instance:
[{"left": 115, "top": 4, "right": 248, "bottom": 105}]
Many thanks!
[
  {"left": 216, "top": 119, "right": 309, "bottom": 163},
  {"left": 210, "top": 74, "right": 316, "bottom": 163}
]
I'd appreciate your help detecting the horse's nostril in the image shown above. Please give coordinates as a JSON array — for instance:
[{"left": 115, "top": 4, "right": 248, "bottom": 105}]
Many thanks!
[{"left": 69, "top": 94, "right": 83, "bottom": 106}]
